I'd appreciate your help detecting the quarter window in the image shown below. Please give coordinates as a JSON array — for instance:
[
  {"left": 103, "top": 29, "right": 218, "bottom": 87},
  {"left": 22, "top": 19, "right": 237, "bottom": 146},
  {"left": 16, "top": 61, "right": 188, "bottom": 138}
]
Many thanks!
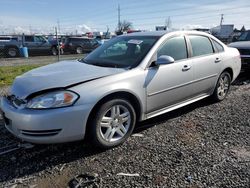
[
  {"left": 212, "top": 39, "right": 224, "bottom": 53},
  {"left": 189, "top": 35, "right": 213, "bottom": 57},
  {"left": 158, "top": 36, "right": 187, "bottom": 61}
]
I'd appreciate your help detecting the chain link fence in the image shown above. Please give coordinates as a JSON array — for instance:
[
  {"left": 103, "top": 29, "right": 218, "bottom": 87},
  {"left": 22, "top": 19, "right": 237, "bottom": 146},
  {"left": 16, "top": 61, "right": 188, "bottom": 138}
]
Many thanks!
[{"left": 0, "top": 33, "right": 93, "bottom": 66}]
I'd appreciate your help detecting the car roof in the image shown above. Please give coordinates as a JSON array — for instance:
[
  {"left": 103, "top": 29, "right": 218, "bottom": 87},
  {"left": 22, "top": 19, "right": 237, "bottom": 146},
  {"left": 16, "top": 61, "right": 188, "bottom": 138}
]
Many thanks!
[
  {"left": 68, "top": 37, "right": 90, "bottom": 39},
  {"left": 122, "top": 30, "right": 212, "bottom": 37}
]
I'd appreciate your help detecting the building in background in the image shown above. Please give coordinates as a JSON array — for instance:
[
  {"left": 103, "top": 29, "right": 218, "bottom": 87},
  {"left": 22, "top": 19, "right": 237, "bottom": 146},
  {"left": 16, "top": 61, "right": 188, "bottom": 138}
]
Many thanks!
[{"left": 210, "top": 24, "right": 234, "bottom": 42}]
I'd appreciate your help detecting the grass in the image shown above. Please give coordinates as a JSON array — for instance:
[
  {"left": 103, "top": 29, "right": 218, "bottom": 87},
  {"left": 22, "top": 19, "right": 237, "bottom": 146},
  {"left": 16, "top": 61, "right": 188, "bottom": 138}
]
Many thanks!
[{"left": 0, "top": 65, "right": 42, "bottom": 87}]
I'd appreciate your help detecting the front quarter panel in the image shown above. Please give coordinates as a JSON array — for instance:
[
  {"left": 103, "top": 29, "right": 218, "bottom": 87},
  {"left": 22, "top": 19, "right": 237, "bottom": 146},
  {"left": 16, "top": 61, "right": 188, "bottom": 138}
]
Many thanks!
[{"left": 69, "top": 67, "right": 147, "bottom": 121}]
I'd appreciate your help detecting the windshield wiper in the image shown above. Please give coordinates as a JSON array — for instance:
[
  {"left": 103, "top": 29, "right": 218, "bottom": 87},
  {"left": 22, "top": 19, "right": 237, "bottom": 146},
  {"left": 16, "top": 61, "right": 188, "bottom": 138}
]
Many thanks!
[
  {"left": 79, "top": 59, "right": 123, "bottom": 68},
  {"left": 78, "top": 59, "right": 87, "bottom": 63},
  {"left": 91, "top": 62, "right": 118, "bottom": 68}
]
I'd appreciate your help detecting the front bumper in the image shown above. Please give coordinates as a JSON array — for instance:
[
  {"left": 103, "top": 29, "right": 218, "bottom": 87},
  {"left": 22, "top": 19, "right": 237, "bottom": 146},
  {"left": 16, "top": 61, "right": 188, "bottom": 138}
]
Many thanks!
[{"left": 0, "top": 97, "right": 90, "bottom": 144}]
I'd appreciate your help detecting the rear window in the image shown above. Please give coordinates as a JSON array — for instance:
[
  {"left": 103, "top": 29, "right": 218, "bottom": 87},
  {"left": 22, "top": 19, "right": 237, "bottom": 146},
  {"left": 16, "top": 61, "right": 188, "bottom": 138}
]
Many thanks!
[{"left": 189, "top": 35, "right": 214, "bottom": 57}]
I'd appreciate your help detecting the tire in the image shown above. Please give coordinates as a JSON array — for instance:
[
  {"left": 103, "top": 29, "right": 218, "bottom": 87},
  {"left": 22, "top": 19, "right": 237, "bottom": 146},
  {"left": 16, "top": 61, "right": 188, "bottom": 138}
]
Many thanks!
[
  {"left": 76, "top": 46, "right": 83, "bottom": 54},
  {"left": 212, "top": 71, "right": 231, "bottom": 102},
  {"left": 90, "top": 99, "right": 136, "bottom": 149},
  {"left": 6, "top": 47, "right": 19, "bottom": 58},
  {"left": 51, "top": 46, "right": 57, "bottom": 56}
]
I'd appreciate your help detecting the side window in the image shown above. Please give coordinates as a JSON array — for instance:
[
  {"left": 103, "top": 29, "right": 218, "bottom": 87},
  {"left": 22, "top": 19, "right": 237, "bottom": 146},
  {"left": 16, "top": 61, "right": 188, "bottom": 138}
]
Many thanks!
[
  {"left": 82, "top": 39, "right": 89, "bottom": 45},
  {"left": 34, "top": 36, "right": 45, "bottom": 42},
  {"left": 246, "top": 33, "right": 250, "bottom": 40},
  {"left": 25, "top": 36, "right": 34, "bottom": 42},
  {"left": 189, "top": 35, "right": 213, "bottom": 57},
  {"left": 212, "top": 39, "right": 224, "bottom": 53},
  {"left": 157, "top": 36, "right": 187, "bottom": 61}
]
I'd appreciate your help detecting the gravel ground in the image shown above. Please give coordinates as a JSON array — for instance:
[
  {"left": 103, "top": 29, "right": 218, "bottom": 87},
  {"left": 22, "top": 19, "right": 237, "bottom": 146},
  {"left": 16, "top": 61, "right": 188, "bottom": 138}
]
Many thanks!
[{"left": 0, "top": 73, "right": 249, "bottom": 188}]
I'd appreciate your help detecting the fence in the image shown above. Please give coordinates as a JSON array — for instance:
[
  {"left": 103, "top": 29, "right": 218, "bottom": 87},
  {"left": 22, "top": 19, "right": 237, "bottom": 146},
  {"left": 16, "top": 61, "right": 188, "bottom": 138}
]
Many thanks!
[{"left": 0, "top": 33, "right": 92, "bottom": 65}]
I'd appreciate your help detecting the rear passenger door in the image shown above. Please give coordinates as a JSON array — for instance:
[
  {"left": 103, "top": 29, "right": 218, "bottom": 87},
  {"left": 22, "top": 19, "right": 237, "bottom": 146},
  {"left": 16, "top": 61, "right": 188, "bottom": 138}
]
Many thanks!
[
  {"left": 24, "top": 36, "right": 37, "bottom": 53},
  {"left": 82, "top": 39, "right": 91, "bottom": 51},
  {"left": 187, "top": 35, "right": 223, "bottom": 95},
  {"left": 34, "top": 36, "right": 51, "bottom": 53}
]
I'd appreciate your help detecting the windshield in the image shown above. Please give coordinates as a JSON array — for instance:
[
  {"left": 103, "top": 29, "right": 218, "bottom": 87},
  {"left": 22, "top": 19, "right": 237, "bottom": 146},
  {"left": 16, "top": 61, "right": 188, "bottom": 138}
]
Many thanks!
[
  {"left": 238, "top": 31, "right": 250, "bottom": 41},
  {"left": 81, "top": 35, "right": 159, "bottom": 68}
]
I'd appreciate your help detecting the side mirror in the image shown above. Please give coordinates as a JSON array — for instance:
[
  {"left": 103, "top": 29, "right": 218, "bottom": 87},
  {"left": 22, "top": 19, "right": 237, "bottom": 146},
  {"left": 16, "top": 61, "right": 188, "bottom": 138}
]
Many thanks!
[{"left": 155, "top": 55, "right": 175, "bottom": 66}]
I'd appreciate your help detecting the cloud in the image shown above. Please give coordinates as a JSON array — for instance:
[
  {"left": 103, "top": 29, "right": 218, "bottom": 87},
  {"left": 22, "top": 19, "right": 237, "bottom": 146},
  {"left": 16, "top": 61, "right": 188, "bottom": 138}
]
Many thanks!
[
  {"left": 77, "top": 24, "right": 92, "bottom": 33},
  {"left": 182, "top": 24, "right": 205, "bottom": 30},
  {"left": 13, "top": 26, "right": 30, "bottom": 34}
]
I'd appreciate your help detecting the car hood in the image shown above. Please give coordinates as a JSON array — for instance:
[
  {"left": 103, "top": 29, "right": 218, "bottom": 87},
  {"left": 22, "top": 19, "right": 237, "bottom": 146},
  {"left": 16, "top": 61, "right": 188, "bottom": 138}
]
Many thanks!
[
  {"left": 11, "top": 60, "right": 125, "bottom": 99},
  {"left": 228, "top": 41, "right": 250, "bottom": 49}
]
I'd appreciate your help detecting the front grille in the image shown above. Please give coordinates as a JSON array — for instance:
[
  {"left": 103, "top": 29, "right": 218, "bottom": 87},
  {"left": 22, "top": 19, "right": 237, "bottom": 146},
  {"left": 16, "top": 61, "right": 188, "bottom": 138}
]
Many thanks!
[
  {"left": 238, "top": 49, "right": 250, "bottom": 55},
  {"left": 20, "top": 129, "right": 61, "bottom": 137},
  {"left": 7, "top": 95, "right": 26, "bottom": 108}
]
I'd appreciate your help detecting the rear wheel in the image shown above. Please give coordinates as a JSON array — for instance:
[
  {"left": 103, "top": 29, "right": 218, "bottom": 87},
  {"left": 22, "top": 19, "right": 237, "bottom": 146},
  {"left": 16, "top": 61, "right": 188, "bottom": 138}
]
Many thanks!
[
  {"left": 51, "top": 46, "right": 57, "bottom": 56},
  {"left": 76, "top": 46, "right": 83, "bottom": 54},
  {"left": 212, "top": 72, "right": 231, "bottom": 101},
  {"left": 90, "top": 99, "right": 136, "bottom": 149}
]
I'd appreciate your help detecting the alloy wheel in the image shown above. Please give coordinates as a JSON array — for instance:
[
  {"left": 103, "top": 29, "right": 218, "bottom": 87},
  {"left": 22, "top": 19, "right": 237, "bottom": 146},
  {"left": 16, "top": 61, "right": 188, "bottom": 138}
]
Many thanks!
[
  {"left": 217, "top": 74, "right": 230, "bottom": 99},
  {"left": 99, "top": 105, "right": 131, "bottom": 142}
]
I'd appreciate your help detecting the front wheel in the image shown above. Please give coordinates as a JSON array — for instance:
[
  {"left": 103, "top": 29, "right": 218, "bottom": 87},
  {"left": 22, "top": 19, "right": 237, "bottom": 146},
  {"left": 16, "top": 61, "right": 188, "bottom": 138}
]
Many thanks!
[
  {"left": 90, "top": 99, "right": 136, "bottom": 149},
  {"left": 6, "top": 47, "right": 19, "bottom": 57},
  {"left": 212, "top": 72, "right": 231, "bottom": 102}
]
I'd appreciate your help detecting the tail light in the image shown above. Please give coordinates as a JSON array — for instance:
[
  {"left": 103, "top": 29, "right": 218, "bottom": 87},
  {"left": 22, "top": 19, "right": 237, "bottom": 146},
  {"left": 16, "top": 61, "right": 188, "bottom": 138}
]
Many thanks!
[{"left": 61, "top": 43, "right": 65, "bottom": 49}]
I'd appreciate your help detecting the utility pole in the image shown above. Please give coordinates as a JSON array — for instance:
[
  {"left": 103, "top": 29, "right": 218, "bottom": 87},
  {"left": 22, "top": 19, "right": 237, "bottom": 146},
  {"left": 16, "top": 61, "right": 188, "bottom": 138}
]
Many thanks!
[
  {"left": 165, "top": 16, "right": 172, "bottom": 31},
  {"left": 220, "top": 14, "right": 224, "bottom": 26},
  {"left": 57, "top": 19, "right": 61, "bottom": 34},
  {"left": 55, "top": 27, "right": 60, "bottom": 61},
  {"left": 118, "top": 4, "right": 121, "bottom": 32}
]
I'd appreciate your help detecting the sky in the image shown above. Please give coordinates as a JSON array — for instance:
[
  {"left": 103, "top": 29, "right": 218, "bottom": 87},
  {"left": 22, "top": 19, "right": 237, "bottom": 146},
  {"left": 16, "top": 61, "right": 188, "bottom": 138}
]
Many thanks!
[{"left": 0, "top": 0, "right": 249, "bottom": 34}]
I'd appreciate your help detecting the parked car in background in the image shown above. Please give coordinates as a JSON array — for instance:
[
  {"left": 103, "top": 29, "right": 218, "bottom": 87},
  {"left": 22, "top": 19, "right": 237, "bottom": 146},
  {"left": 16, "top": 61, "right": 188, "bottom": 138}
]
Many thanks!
[
  {"left": 0, "top": 31, "right": 241, "bottom": 148},
  {"left": 228, "top": 30, "right": 250, "bottom": 71},
  {"left": 0, "top": 35, "right": 58, "bottom": 57},
  {"left": 0, "top": 36, "right": 18, "bottom": 57},
  {"left": 61, "top": 37, "right": 100, "bottom": 54}
]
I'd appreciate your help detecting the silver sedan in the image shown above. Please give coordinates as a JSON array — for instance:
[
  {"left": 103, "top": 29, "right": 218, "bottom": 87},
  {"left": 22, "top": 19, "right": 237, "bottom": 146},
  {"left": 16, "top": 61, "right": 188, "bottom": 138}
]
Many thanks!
[{"left": 0, "top": 31, "right": 241, "bottom": 148}]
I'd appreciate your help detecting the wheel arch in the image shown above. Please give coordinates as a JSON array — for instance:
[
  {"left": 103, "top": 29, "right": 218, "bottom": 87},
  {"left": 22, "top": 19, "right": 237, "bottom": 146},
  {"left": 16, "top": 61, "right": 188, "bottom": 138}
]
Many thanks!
[
  {"left": 85, "top": 91, "right": 142, "bottom": 136},
  {"left": 222, "top": 67, "right": 233, "bottom": 82},
  {"left": 4, "top": 45, "right": 20, "bottom": 57}
]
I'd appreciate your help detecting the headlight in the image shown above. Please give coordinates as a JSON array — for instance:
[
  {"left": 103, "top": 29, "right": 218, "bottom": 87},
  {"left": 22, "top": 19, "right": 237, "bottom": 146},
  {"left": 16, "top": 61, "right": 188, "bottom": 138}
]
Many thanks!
[{"left": 26, "top": 90, "right": 79, "bottom": 109}]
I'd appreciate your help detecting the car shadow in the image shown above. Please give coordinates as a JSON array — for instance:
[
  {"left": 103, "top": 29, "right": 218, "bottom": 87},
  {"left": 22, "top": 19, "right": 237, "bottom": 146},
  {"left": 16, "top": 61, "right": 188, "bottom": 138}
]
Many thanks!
[
  {"left": 232, "top": 71, "right": 250, "bottom": 85},
  {"left": 0, "top": 72, "right": 249, "bottom": 184},
  {"left": 0, "top": 98, "right": 216, "bottom": 184}
]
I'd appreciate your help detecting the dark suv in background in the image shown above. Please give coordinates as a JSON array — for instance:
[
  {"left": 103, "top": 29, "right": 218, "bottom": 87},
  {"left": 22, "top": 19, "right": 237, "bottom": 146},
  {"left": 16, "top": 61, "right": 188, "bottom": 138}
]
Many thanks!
[
  {"left": 228, "top": 30, "right": 250, "bottom": 71},
  {"left": 61, "top": 37, "right": 100, "bottom": 54}
]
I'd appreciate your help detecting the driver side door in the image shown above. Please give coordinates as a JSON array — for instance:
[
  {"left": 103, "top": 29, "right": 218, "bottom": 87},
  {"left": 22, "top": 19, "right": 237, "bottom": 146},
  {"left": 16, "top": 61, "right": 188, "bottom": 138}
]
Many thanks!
[{"left": 146, "top": 35, "right": 196, "bottom": 116}]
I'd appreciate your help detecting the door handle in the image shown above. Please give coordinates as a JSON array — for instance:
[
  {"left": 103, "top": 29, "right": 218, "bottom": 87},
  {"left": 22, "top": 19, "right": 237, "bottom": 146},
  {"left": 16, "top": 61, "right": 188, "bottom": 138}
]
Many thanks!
[
  {"left": 182, "top": 65, "right": 191, "bottom": 71},
  {"left": 215, "top": 58, "right": 221, "bottom": 63}
]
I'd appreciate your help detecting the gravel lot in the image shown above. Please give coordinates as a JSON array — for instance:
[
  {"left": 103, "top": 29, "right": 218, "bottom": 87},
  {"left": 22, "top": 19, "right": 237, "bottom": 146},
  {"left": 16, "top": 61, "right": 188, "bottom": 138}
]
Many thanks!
[{"left": 0, "top": 73, "right": 249, "bottom": 188}]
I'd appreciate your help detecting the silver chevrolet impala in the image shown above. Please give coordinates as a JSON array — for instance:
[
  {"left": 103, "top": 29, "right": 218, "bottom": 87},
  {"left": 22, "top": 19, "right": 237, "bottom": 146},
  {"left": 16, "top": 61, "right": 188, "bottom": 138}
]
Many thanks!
[{"left": 0, "top": 31, "right": 241, "bottom": 148}]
